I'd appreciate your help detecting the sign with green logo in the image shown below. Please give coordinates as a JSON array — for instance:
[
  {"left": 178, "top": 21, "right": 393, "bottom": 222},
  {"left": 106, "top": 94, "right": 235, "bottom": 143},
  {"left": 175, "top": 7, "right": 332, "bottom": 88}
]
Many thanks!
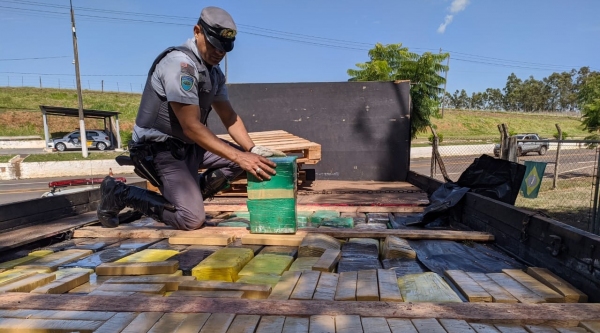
[{"left": 520, "top": 161, "right": 547, "bottom": 199}]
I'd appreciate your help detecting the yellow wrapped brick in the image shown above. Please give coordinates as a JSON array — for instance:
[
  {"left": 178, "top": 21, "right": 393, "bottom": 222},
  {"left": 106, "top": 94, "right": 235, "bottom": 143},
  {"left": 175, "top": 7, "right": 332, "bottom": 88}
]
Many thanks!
[
  {"left": 236, "top": 274, "right": 281, "bottom": 288},
  {"left": 288, "top": 257, "right": 320, "bottom": 272},
  {"left": 115, "top": 249, "right": 179, "bottom": 263},
  {"left": 238, "top": 254, "right": 293, "bottom": 277},
  {"left": 192, "top": 248, "right": 254, "bottom": 282}
]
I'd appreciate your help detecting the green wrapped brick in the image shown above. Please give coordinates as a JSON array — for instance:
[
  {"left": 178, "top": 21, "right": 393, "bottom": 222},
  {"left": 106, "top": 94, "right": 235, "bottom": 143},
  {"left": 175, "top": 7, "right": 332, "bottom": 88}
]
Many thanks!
[
  {"left": 319, "top": 217, "right": 354, "bottom": 229},
  {"left": 309, "top": 210, "right": 340, "bottom": 227},
  {"left": 236, "top": 274, "right": 281, "bottom": 287},
  {"left": 297, "top": 211, "right": 313, "bottom": 229},
  {"left": 238, "top": 254, "right": 294, "bottom": 277},
  {"left": 247, "top": 156, "right": 298, "bottom": 234}
]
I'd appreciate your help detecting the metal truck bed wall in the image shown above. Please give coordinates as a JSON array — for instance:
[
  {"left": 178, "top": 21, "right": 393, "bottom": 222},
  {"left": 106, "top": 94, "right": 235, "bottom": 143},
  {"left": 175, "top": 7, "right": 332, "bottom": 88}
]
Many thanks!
[
  {"left": 207, "top": 81, "right": 412, "bottom": 182},
  {"left": 407, "top": 170, "right": 600, "bottom": 302}
]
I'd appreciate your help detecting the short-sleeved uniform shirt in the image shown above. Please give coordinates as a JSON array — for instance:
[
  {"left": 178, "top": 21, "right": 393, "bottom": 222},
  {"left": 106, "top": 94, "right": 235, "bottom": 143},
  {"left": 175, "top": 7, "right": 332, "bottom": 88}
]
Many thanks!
[{"left": 133, "top": 38, "right": 228, "bottom": 142}]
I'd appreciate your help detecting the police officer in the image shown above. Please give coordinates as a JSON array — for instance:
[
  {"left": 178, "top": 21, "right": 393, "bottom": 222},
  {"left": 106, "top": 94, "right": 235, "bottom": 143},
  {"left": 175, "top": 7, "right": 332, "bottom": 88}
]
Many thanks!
[{"left": 98, "top": 6, "right": 285, "bottom": 230}]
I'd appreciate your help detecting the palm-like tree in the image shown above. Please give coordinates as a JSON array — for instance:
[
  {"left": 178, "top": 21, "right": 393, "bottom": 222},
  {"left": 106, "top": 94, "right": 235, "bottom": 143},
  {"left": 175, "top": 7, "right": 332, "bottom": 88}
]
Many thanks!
[{"left": 348, "top": 43, "right": 449, "bottom": 138}]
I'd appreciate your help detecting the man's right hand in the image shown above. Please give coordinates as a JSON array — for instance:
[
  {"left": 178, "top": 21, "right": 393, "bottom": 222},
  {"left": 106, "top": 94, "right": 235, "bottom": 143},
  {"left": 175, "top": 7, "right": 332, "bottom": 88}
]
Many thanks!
[{"left": 235, "top": 152, "right": 277, "bottom": 181}]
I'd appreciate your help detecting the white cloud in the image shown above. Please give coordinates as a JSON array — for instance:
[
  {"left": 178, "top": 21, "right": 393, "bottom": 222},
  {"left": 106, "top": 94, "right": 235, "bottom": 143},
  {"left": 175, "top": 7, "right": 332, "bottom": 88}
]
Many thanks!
[
  {"left": 437, "top": 15, "right": 454, "bottom": 33},
  {"left": 437, "top": 0, "right": 470, "bottom": 33}
]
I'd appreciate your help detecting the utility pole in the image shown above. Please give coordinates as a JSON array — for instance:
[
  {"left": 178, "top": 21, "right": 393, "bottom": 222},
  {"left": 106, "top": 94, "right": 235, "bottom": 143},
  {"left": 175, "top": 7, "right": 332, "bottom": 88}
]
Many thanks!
[
  {"left": 440, "top": 48, "right": 450, "bottom": 118},
  {"left": 70, "top": 0, "right": 88, "bottom": 157}
]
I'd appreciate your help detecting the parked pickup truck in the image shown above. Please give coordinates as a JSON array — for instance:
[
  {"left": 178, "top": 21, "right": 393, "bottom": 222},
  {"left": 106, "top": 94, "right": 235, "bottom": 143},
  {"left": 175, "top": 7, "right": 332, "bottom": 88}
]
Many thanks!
[{"left": 493, "top": 133, "right": 550, "bottom": 157}]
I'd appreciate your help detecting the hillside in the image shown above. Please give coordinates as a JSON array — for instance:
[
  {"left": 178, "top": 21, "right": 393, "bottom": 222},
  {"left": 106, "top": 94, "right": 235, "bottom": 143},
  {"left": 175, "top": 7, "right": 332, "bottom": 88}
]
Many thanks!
[{"left": 0, "top": 87, "right": 589, "bottom": 142}]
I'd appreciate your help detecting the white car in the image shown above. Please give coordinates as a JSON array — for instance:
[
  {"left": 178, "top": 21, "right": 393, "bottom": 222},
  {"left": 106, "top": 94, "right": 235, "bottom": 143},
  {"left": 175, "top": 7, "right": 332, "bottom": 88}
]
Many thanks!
[{"left": 48, "top": 130, "right": 113, "bottom": 152}]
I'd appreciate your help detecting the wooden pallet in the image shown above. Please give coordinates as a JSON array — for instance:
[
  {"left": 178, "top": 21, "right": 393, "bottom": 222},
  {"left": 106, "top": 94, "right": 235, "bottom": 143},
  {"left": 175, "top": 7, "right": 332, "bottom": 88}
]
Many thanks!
[{"left": 217, "top": 130, "right": 321, "bottom": 165}]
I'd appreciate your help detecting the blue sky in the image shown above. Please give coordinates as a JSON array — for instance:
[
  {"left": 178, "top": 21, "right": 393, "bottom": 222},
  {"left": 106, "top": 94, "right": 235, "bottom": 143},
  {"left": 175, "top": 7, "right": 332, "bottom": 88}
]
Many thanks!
[{"left": 0, "top": 0, "right": 599, "bottom": 95}]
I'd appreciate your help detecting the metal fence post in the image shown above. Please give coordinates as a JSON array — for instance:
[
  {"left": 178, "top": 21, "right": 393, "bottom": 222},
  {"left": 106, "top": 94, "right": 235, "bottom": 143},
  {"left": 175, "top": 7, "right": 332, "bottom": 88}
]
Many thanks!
[
  {"left": 553, "top": 124, "right": 562, "bottom": 189},
  {"left": 593, "top": 147, "right": 600, "bottom": 235}
]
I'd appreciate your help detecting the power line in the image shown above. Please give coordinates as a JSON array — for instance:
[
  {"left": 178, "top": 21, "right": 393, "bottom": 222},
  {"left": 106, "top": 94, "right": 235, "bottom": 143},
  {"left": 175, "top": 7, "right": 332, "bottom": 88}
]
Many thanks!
[
  {"left": 0, "top": 71, "right": 146, "bottom": 77},
  {"left": 0, "top": 56, "right": 70, "bottom": 61},
  {"left": 0, "top": 0, "right": 597, "bottom": 72}
]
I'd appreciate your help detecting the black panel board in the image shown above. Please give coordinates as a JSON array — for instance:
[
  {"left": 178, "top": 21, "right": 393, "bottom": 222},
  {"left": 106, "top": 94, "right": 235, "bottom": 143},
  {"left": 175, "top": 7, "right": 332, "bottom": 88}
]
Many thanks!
[{"left": 208, "top": 81, "right": 411, "bottom": 181}]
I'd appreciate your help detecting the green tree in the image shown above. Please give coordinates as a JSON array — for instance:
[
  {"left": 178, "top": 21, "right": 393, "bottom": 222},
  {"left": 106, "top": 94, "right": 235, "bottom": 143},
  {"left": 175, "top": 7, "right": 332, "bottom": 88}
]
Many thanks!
[
  {"left": 347, "top": 43, "right": 449, "bottom": 138},
  {"left": 503, "top": 73, "right": 523, "bottom": 111},
  {"left": 580, "top": 75, "right": 600, "bottom": 142}
]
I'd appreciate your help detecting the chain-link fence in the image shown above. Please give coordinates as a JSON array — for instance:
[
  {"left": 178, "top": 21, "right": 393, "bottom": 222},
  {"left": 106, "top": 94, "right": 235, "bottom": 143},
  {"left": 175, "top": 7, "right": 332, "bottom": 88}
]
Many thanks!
[{"left": 411, "top": 139, "right": 600, "bottom": 235}]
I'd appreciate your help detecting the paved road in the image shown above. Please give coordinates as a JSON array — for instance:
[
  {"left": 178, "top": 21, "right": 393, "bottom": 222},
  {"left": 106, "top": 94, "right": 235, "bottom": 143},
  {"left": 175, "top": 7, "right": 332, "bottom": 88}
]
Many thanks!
[
  {"left": 0, "top": 174, "right": 144, "bottom": 205},
  {"left": 0, "top": 148, "right": 50, "bottom": 156},
  {"left": 411, "top": 149, "right": 597, "bottom": 181}
]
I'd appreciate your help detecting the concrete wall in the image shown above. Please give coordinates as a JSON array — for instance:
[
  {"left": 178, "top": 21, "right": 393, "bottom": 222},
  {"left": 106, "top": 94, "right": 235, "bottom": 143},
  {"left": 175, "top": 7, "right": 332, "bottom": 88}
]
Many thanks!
[
  {"left": 0, "top": 160, "right": 133, "bottom": 180},
  {"left": 209, "top": 81, "right": 412, "bottom": 181}
]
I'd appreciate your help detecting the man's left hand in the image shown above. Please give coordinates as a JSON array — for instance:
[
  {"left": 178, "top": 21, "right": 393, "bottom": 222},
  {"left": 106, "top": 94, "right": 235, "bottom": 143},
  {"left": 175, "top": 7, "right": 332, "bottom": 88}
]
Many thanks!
[{"left": 250, "top": 145, "right": 287, "bottom": 157}]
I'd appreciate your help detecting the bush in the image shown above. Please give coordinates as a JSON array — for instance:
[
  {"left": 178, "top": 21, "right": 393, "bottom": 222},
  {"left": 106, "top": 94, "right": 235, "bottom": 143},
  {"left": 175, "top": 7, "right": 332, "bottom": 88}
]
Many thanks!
[
  {"left": 428, "top": 133, "right": 444, "bottom": 144},
  {"left": 553, "top": 131, "right": 568, "bottom": 140},
  {"left": 120, "top": 130, "right": 133, "bottom": 149}
]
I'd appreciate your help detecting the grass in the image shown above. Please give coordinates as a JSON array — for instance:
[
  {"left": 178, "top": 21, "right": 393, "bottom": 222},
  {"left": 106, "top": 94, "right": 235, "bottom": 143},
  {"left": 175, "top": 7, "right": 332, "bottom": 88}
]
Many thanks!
[
  {"left": 0, "top": 87, "right": 591, "bottom": 145},
  {"left": 23, "top": 152, "right": 123, "bottom": 162},
  {"left": 0, "top": 155, "right": 14, "bottom": 163}
]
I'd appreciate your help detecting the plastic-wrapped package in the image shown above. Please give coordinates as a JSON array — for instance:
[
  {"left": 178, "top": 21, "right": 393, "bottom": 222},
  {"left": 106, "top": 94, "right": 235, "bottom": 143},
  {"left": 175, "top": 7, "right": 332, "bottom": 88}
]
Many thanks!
[{"left": 247, "top": 157, "right": 298, "bottom": 233}]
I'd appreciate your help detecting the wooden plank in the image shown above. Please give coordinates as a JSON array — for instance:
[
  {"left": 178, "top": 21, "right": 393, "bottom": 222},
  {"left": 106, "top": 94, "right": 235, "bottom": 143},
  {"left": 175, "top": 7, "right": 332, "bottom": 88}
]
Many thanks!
[
  {"left": 93, "top": 312, "right": 138, "bottom": 333},
  {"left": 94, "top": 283, "right": 167, "bottom": 294},
  {"left": 0, "top": 317, "right": 103, "bottom": 332},
  {"left": 445, "top": 270, "right": 493, "bottom": 302},
  {"left": 95, "top": 260, "right": 179, "bottom": 276},
  {"left": 122, "top": 312, "right": 165, "bottom": 333},
  {"left": 173, "top": 312, "right": 211, "bottom": 333},
  {"left": 524, "top": 325, "right": 560, "bottom": 333},
  {"left": 179, "top": 280, "right": 271, "bottom": 299},
  {"left": 411, "top": 319, "right": 447, "bottom": 333},
  {"left": 241, "top": 234, "right": 305, "bottom": 246},
  {"left": 438, "top": 319, "right": 475, "bottom": 333},
  {"left": 168, "top": 290, "right": 244, "bottom": 298},
  {"left": 255, "top": 315, "right": 286, "bottom": 333},
  {"left": 387, "top": 319, "right": 418, "bottom": 333},
  {"left": 466, "top": 272, "right": 519, "bottom": 303},
  {"left": 16, "top": 249, "right": 93, "bottom": 271},
  {"left": 282, "top": 317, "right": 309, "bottom": 333},
  {"left": 470, "top": 323, "right": 501, "bottom": 332},
  {"left": 494, "top": 324, "right": 529, "bottom": 333},
  {"left": 312, "top": 272, "right": 339, "bottom": 301},
  {"left": 148, "top": 313, "right": 189, "bottom": 333},
  {"left": 335, "top": 271, "right": 357, "bottom": 301},
  {"left": 87, "top": 290, "right": 137, "bottom": 296},
  {"left": 555, "top": 328, "right": 589, "bottom": 333},
  {"left": 526, "top": 267, "right": 588, "bottom": 303},
  {"left": 336, "top": 315, "right": 363, "bottom": 333},
  {"left": 2, "top": 295, "right": 600, "bottom": 326},
  {"left": 202, "top": 204, "right": 424, "bottom": 214},
  {"left": 199, "top": 313, "right": 235, "bottom": 333},
  {"left": 580, "top": 321, "right": 600, "bottom": 333},
  {"left": 0, "top": 310, "right": 115, "bottom": 320},
  {"left": 312, "top": 249, "right": 341, "bottom": 272},
  {"left": 77, "top": 226, "right": 490, "bottom": 241},
  {"left": 487, "top": 273, "right": 546, "bottom": 304},
  {"left": 290, "top": 270, "right": 320, "bottom": 300},
  {"left": 362, "top": 317, "right": 392, "bottom": 333},
  {"left": 310, "top": 315, "right": 335, "bottom": 333},
  {"left": 377, "top": 269, "right": 403, "bottom": 302},
  {"left": 30, "top": 270, "right": 91, "bottom": 294},
  {"left": 0, "top": 272, "right": 55, "bottom": 292},
  {"left": 169, "top": 234, "right": 234, "bottom": 246},
  {"left": 398, "top": 272, "right": 463, "bottom": 303},
  {"left": 357, "top": 270, "right": 379, "bottom": 301},
  {"left": 103, "top": 275, "right": 195, "bottom": 291},
  {"left": 269, "top": 270, "right": 302, "bottom": 300},
  {"left": 0, "top": 211, "right": 99, "bottom": 252},
  {"left": 502, "top": 269, "right": 564, "bottom": 303},
  {"left": 226, "top": 315, "right": 261, "bottom": 333}
]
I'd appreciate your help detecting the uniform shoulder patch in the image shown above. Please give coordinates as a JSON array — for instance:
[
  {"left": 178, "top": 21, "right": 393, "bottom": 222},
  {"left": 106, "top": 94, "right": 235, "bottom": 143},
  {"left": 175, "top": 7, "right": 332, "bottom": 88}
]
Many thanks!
[{"left": 180, "top": 75, "right": 195, "bottom": 92}]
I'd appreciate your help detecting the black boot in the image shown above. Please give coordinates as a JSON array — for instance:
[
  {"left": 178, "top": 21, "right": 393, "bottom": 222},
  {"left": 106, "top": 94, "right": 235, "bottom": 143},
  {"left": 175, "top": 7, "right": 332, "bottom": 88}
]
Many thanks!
[
  {"left": 97, "top": 176, "right": 175, "bottom": 228},
  {"left": 199, "top": 168, "right": 231, "bottom": 201}
]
